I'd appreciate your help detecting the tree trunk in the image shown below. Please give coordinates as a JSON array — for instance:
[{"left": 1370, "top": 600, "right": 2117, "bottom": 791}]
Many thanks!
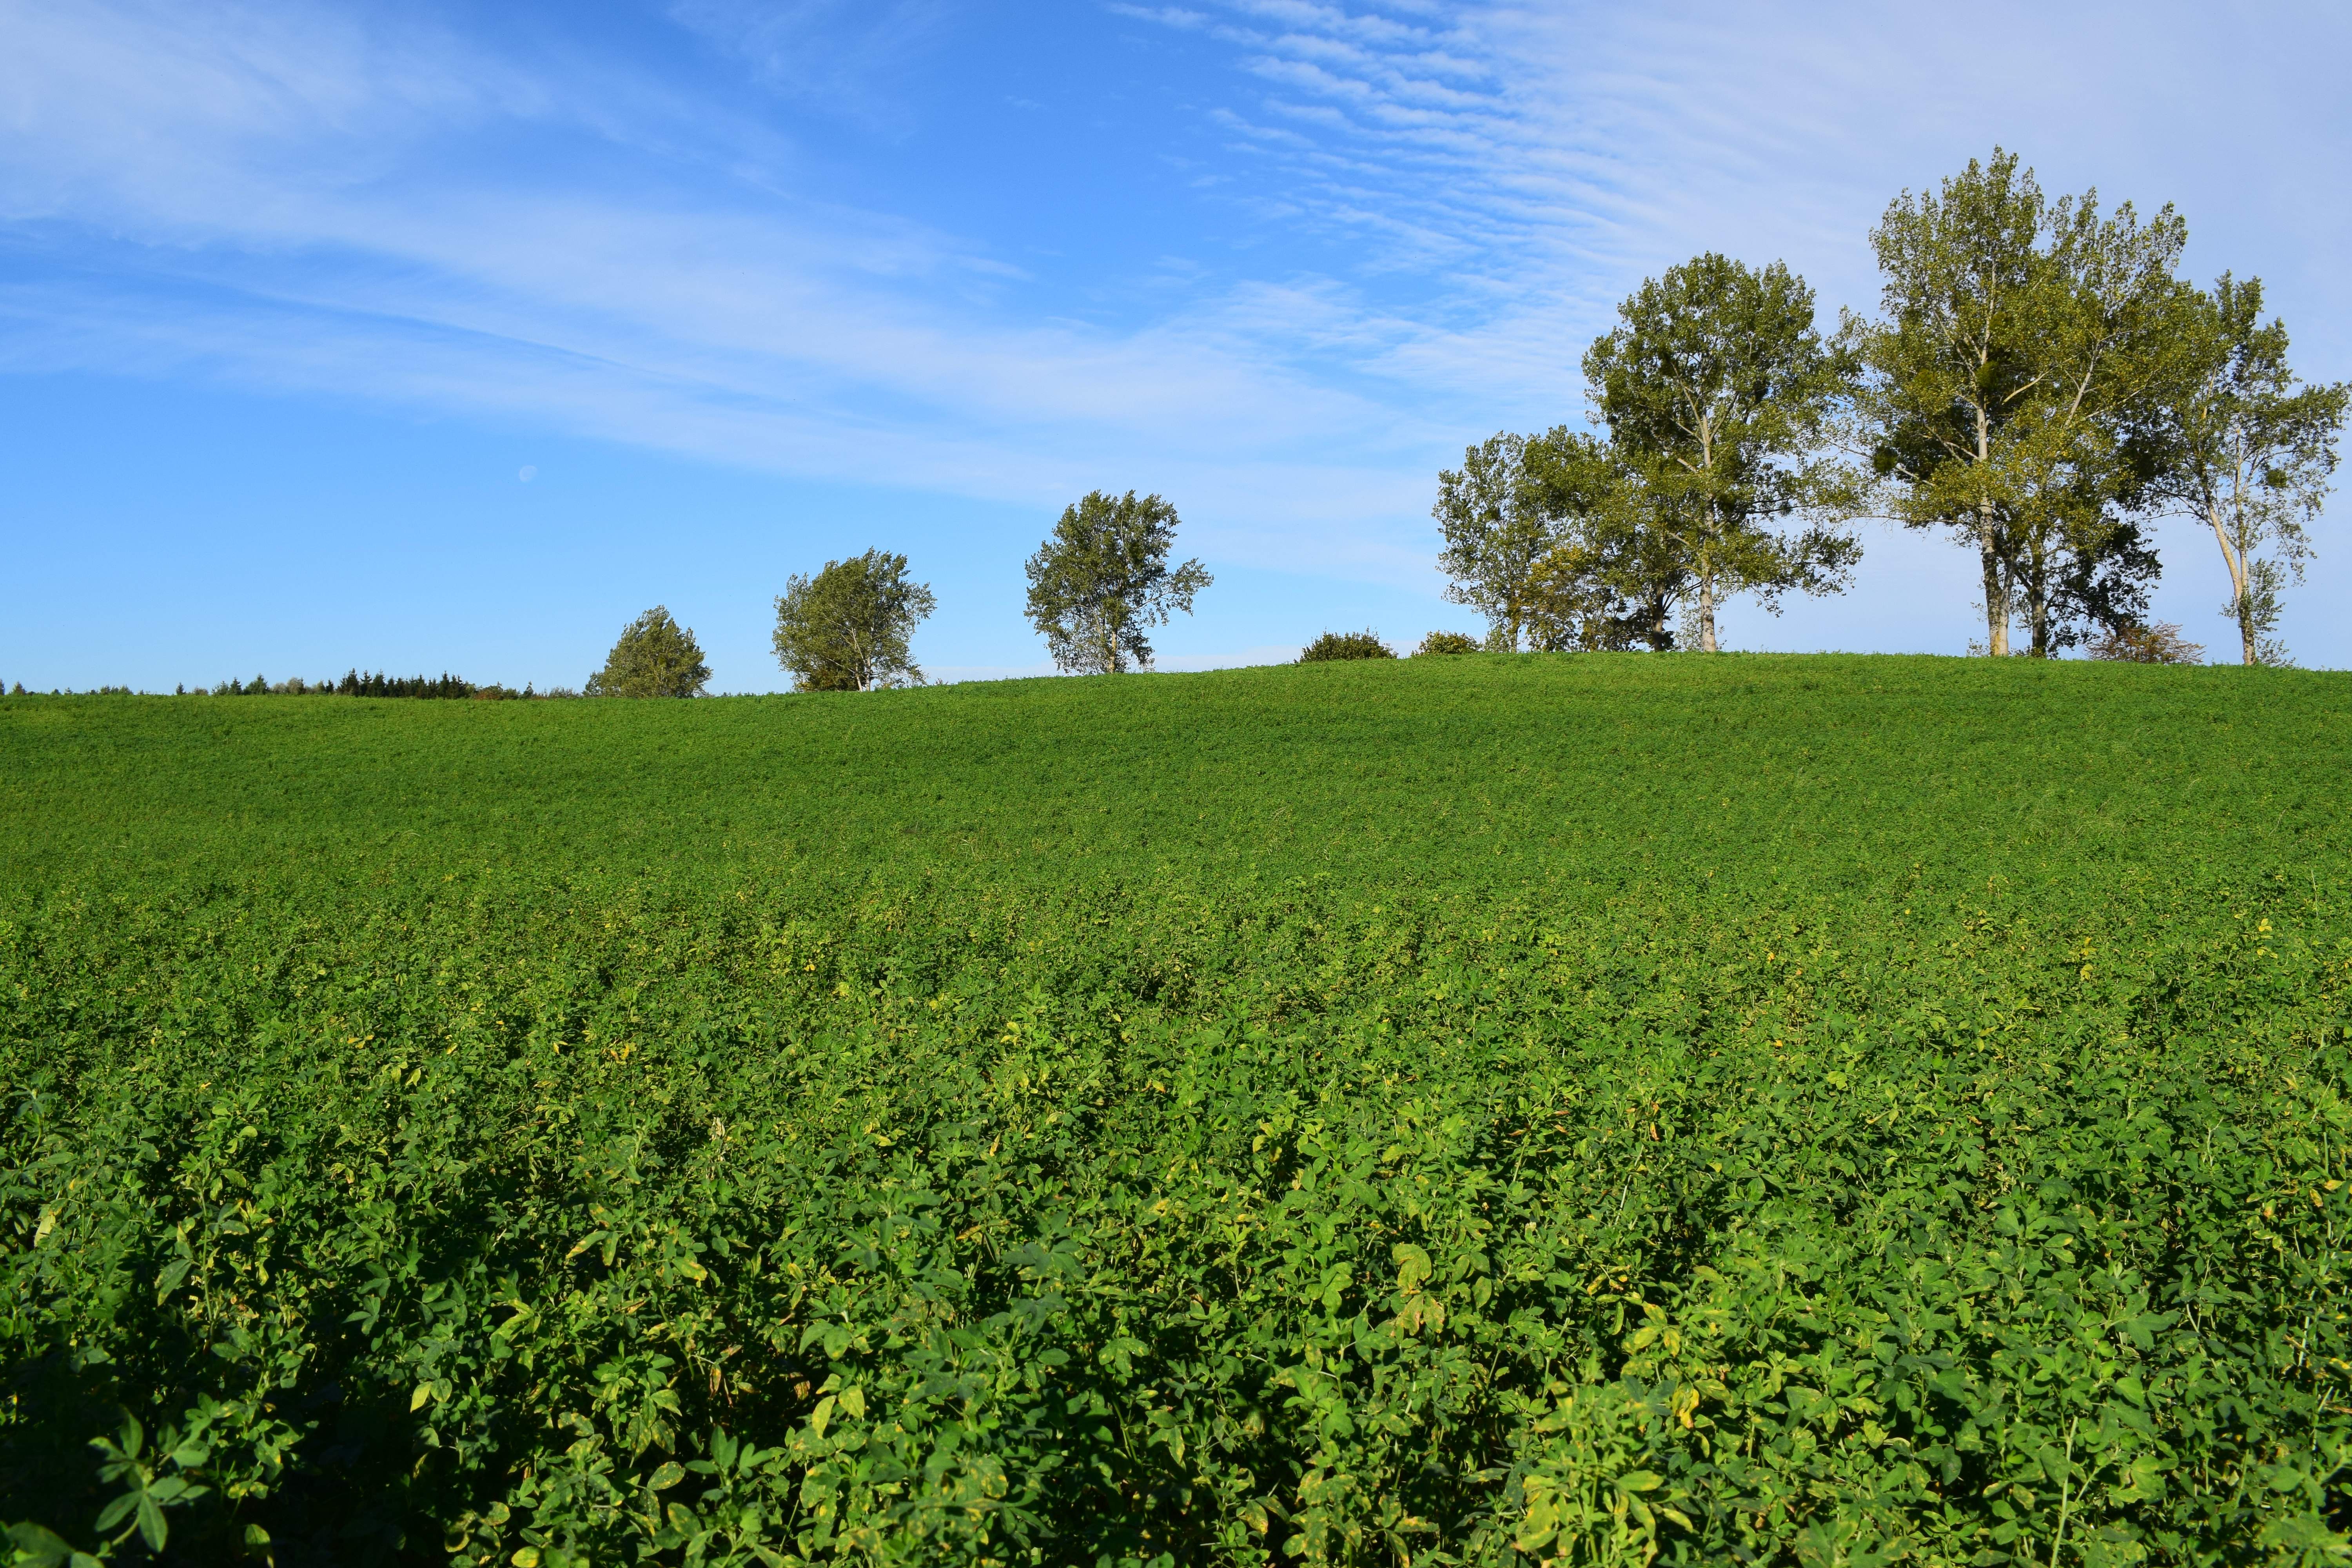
[
  {"left": 2209, "top": 503, "right": 2256, "bottom": 665},
  {"left": 1975, "top": 403, "right": 2007, "bottom": 657},
  {"left": 1979, "top": 530, "right": 2009, "bottom": 657},
  {"left": 2023, "top": 539, "right": 2051, "bottom": 658},
  {"left": 1697, "top": 493, "right": 1719, "bottom": 653}
]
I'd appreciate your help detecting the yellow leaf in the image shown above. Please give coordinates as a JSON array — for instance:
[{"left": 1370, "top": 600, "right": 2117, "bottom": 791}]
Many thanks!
[
  {"left": 810, "top": 1395, "right": 836, "bottom": 1439},
  {"left": 839, "top": 1387, "right": 866, "bottom": 1419},
  {"left": 410, "top": 1384, "right": 433, "bottom": 1412}
]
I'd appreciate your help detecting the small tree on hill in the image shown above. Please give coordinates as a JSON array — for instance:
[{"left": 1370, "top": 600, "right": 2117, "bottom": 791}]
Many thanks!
[
  {"left": 773, "top": 550, "right": 936, "bottom": 691},
  {"left": 1024, "top": 491, "right": 1211, "bottom": 674},
  {"left": 588, "top": 606, "right": 711, "bottom": 697},
  {"left": 1298, "top": 630, "right": 1394, "bottom": 662}
]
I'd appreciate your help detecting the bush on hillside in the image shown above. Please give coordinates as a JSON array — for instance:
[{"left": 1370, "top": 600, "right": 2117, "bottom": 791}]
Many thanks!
[
  {"left": 1414, "top": 630, "right": 1481, "bottom": 656},
  {"left": 1298, "top": 629, "right": 1394, "bottom": 662},
  {"left": 2087, "top": 621, "right": 2204, "bottom": 664}
]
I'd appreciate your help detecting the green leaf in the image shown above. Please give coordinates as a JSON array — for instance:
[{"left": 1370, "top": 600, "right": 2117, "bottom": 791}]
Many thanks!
[
  {"left": 136, "top": 1494, "right": 167, "bottom": 1554},
  {"left": 1392, "top": 1243, "right": 1432, "bottom": 1294},
  {"left": 647, "top": 1461, "right": 685, "bottom": 1491},
  {"left": 4, "top": 1523, "right": 74, "bottom": 1568}
]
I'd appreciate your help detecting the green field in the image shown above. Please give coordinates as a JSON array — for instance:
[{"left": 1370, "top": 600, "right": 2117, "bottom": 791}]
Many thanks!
[{"left": 4, "top": 655, "right": 2349, "bottom": 1566}]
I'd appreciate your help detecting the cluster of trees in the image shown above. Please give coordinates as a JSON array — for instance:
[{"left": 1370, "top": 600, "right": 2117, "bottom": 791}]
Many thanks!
[
  {"left": 145, "top": 163, "right": 2342, "bottom": 710},
  {"left": 759, "top": 489, "right": 1212, "bottom": 694},
  {"left": 1437, "top": 150, "right": 2345, "bottom": 664}
]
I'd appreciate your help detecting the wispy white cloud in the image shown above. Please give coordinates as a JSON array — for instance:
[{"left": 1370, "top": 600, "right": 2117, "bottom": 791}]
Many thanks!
[
  {"left": 4, "top": 0, "right": 2346, "bottom": 632},
  {"left": 667, "top": 0, "right": 961, "bottom": 133},
  {"left": 0, "top": 0, "right": 1471, "bottom": 579}
]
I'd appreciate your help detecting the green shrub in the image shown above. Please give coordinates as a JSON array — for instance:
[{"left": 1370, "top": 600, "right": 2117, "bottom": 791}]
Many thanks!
[
  {"left": 1298, "top": 628, "right": 1394, "bottom": 662},
  {"left": 1414, "top": 630, "right": 1481, "bottom": 655}
]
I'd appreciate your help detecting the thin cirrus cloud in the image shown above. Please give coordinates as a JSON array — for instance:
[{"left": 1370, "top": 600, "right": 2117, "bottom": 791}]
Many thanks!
[
  {"left": 2, "top": 0, "right": 2346, "bottom": 659},
  {"left": 668, "top": 0, "right": 960, "bottom": 132},
  {"left": 0, "top": 0, "right": 1468, "bottom": 579}
]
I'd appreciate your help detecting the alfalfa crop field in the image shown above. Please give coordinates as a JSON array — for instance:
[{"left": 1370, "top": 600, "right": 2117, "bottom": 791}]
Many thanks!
[{"left": 3, "top": 653, "right": 2349, "bottom": 1567}]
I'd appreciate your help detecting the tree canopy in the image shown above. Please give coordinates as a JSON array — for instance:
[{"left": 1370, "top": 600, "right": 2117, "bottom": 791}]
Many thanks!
[
  {"left": 2142, "top": 274, "right": 2346, "bottom": 665},
  {"left": 1433, "top": 434, "right": 1556, "bottom": 653},
  {"left": 772, "top": 550, "right": 936, "bottom": 692},
  {"left": 1023, "top": 491, "right": 1211, "bottom": 675},
  {"left": 1583, "top": 253, "right": 1862, "bottom": 652},
  {"left": 1857, "top": 149, "right": 2192, "bottom": 656},
  {"left": 586, "top": 606, "right": 710, "bottom": 698}
]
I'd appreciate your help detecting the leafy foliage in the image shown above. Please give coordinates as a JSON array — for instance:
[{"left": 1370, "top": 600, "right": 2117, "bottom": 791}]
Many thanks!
[
  {"left": 2141, "top": 274, "right": 2348, "bottom": 666},
  {"left": 1858, "top": 148, "right": 2194, "bottom": 657},
  {"left": 1413, "top": 632, "right": 1481, "bottom": 657},
  {"left": 1434, "top": 434, "right": 1557, "bottom": 653},
  {"left": 1437, "top": 247, "right": 1866, "bottom": 661},
  {"left": 1298, "top": 631, "right": 1394, "bottom": 662},
  {"left": 202, "top": 671, "right": 485, "bottom": 698},
  {"left": 1023, "top": 492, "right": 1211, "bottom": 674},
  {"left": 1583, "top": 253, "right": 1863, "bottom": 652},
  {"left": 588, "top": 607, "right": 711, "bottom": 699},
  {"left": 773, "top": 551, "right": 936, "bottom": 693},
  {"left": 2087, "top": 621, "right": 2205, "bottom": 664},
  {"left": 2, "top": 656, "right": 2349, "bottom": 1566}
]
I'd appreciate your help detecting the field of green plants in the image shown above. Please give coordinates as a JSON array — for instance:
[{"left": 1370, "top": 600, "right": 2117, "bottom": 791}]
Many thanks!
[{"left": 4, "top": 654, "right": 2349, "bottom": 1567}]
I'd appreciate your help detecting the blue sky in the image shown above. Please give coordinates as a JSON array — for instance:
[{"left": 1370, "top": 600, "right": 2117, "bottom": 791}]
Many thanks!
[{"left": 4, "top": 0, "right": 2347, "bottom": 690}]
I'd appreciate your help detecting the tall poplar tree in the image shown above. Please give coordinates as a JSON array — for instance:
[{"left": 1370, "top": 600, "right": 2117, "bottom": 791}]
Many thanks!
[
  {"left": 1583, "top": 254, "right": 1861, "bottom": 651},
  {"left": 2145, "top": 274, "right": 2346, "bottom": 665},
  {"left": 1023, "top": 491, "right": 1210, "bottom": 675},
  {"left": 1858, "top": 150, "right": 2191, "bottom": 655}
]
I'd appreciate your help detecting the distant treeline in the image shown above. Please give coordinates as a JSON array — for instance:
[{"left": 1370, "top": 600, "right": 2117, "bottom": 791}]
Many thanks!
[
  {"left": 195, "top": 671, "right": 582, "bottom": 698},
  {"left": 203, "top": 671, "right": 476, "bottom": 698},
  {"left": 0, "top": 672, "right": 584, "bottom": 699}
]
